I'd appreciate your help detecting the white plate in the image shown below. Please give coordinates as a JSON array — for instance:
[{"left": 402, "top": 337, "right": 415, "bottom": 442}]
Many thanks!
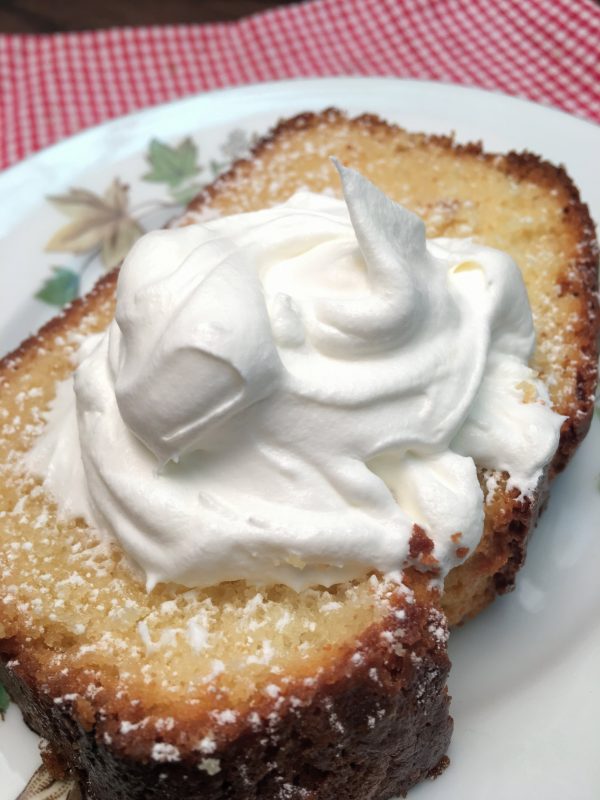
[{"left": 0, "top": 77, "right": 599, "bottom": 800}]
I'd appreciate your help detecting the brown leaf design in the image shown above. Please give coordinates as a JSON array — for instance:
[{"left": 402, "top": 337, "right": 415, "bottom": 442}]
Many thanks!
[
  {"left": 46, "top": 187, "right": 115, "bottom": 218},
  {"left": 101, "top": 217, "right": 144, "bottom": 269},
  {"left": 102, "top": 179, "right": 130, "bottom": 212},
  {"left": 16, "top": 764, "right": 77, "bottom": 800},
  {"left": 45, "top": 179, "right": 143, "bottom": 268}
]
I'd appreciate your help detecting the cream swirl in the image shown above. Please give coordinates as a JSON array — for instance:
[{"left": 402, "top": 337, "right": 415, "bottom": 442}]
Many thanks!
[{"left": 28, "top": 164, "right": 564, "bottom": 591}]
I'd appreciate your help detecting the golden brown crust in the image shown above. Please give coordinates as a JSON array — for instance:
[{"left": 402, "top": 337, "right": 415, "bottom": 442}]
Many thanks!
[
  {"left": 0, "top": 270, "right": 118, "bottom": 378},
  {"left": 1, "top": 592, "right": 452, "bottom": 800}
]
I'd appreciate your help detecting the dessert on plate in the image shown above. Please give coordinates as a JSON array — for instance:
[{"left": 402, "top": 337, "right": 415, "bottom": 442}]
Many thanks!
[{"left": 0, "top": 110, "right": 597, "bottom": 800}]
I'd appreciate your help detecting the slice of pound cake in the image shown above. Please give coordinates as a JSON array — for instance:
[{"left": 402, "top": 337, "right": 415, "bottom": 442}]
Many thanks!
[{"left": 0, "top": 110, "right": 598, "bottom": 800}]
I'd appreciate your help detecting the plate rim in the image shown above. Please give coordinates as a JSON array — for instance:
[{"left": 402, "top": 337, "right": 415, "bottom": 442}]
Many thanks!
[{"left": 2, "top": 75, "right": 598, "bottom": 188}]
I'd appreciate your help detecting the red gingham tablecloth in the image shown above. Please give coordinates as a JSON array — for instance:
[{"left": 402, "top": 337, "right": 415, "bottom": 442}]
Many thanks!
[{"left": 1, "top": 0, "right": 599, "bottom": 171}]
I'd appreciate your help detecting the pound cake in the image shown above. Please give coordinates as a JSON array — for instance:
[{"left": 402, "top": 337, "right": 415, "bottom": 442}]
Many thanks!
[{"left": 0, "top": 109, "right": 598, "bottom": 800}]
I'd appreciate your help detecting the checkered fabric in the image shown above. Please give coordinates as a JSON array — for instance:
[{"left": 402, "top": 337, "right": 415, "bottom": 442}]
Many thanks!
[{"left": 1, "top": 0, "right": 598, "bottom": 170}]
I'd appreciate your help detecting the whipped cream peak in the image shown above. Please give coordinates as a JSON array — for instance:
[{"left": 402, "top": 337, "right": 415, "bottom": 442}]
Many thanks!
[
  {"left": 28, "top": 166, "right": 564, "bottom": 591},
  {"left": 317, "top": 159, "right": 428, "bottom": 356}
]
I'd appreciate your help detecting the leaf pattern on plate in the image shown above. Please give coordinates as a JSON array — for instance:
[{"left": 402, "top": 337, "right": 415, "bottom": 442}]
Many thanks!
[
  {"left": 15, "top": 764, "right": 79, "bottom": 800},
  {"left": 142, "top": 136, "right": 206, "bottom": 208},
  {"left": 207, "top": 129, "right": 258, "bottom": 180},
  {"left": 0, "top": 681, "right": 9, "bottom": 719},
  {"left": 169, "top": 181, "right": 205, "bottom": 206},
  {"left": 220, "top": 128, "right": 257, "bottom": 161},
  {"left": 35, "top": 127, "right": 257, "bottom": 308},
  {"left": 143, "top": 137, "right": 200, "bottom": 187},
  {"left": 45, "top": 180, "right": 143, "bottom": 269},
  {"left": 35, "top": 268, "right": 80, "bottom": 307}
]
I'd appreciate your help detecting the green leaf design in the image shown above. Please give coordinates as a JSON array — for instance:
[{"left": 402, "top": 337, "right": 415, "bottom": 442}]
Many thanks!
[
  {"left": 0, "top": 682, "right": 9, "bottom": 718},
  {"left": 209, "top": 158, "right": 227, "bottom": 178},
  {"left": 35, "top": 268, "right": 80, "bottom": 307},
  {"left": 143, "top": 138, "right": 200, "bottom": 187},
  {"left": 169, "top": 181, "right": 204, "bottom": 206}
]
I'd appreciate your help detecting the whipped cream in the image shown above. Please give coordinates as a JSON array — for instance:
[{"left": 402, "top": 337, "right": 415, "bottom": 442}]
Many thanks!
[{"left": 28, "top": 163, "right": 564, "bottom": 591}]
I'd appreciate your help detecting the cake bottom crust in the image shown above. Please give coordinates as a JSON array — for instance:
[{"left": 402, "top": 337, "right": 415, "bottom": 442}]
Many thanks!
[{"left": 0, "top": 614, "right": 452, "bottom": 800}]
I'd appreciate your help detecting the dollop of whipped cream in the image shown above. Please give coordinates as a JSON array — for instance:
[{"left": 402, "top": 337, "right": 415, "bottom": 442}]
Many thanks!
[{"left": 28, "top": 163, "right": 564, "bottom": 591}]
